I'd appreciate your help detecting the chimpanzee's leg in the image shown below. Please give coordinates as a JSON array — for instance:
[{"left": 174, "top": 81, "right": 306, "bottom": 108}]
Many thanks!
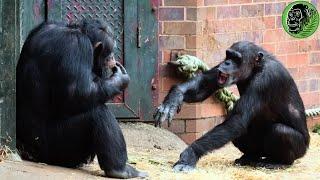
[
  {"left": 92, "top": 106, "right": 147, "bottom": 178},
  {"left": 46, "top": 111, "right": 96, "bottom": 167},
  {"left": 46, "top": 105, "right": 147, "bottom": 178},
  {"left": 232, "top": 133, "right": 264, "bottom": 166},
  {"left": 260, "top": 123, "right": 307, "bottom": 168}
]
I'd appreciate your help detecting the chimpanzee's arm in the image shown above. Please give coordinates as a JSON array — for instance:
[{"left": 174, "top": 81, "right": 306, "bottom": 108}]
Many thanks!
[
  {"left": 177, "top": 67, "right": 219, "bottom": 102},
  {"left": 56, "top": 34, "right": 129, "bottom": 106},
  {"left": 154, "top": 67, "right": 219, "bottom": 127},
  {"left": 95, "top": 63, "right": 129, "bottom": 101},
  {"left": 173, "top": 93, "right": 261, "bottom": 172}
]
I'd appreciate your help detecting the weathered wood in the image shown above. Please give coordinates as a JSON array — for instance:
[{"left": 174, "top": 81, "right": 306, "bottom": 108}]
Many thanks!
[
  {"left": 0, "top": 0, "right": 19, "bottom": 147},
  {"left": 135, "top": 0, "right": 158, "bottom": 121},
  {"left": 0, "top": 0, "right": 45, "bottom": 148}
]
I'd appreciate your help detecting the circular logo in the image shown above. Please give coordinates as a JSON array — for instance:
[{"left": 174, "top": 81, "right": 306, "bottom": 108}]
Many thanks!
[{"left": 282, "top": 1, "right": 319, "bottom": 38}]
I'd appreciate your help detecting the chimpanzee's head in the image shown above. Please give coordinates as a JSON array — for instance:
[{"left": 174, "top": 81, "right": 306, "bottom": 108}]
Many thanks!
[
  {"left": 80, "top": 19, "right": 116, "bottom": 75},
  {"left": 217, "top": 41, "right": 264, "bottom": 87}
]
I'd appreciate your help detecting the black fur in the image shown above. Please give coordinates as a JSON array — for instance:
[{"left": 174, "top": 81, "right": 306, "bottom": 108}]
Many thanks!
[
  {"left": 16, "top": 20, "right": 146, "bottom": 178},
  {"left": 154, "top": 41, "right": 309, "bottom": 171}
]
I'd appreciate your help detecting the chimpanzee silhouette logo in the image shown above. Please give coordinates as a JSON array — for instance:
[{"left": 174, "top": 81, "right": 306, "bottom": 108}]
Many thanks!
[{"left": 282, "top": 1, "right": 319, "bottom": 38}]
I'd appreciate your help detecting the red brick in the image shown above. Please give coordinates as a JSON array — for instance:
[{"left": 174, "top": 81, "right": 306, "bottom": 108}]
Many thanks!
[
  {"left": 309, "top": 79, "right": 319, "bottom": 92},
  {"left": 275, "top": 15, "right": 282, "bottom": 28},
  {"left": 265, "top": 2, "right": 286, "bottom": 15},
  {"left": 163, "top": 119, "right": 186, "bottom": 133},
  {"left": 159, "top": 35, "right": 185, "bottom": 50},
  {"left": 253, "top": 0, "right": 276, "bottom": 2},
  {"left": 163, "top": 22, "right": 199, "bottom": 35},
  {"left": 178, "top": 132, "right": 202, "bottom": 144},
  {"left": 301, "top": 92, "right": 320, "bottom": 108},
  {"left": 159, "top": 8, "right": 184, "bottom": 21},
  {"left": 297, "top": 66, "right": 320, "bottom": 79},
  {"left": 287, "top": 67, "right": 298, "bottom": 79},
  {"left": 276, "top": 41, "right": 299, "bottom": 55},
  {"left": 162, "top": 50, "right": 171, "bottom": 63},
  {"left": 198, "top": 7, "right": 215, "bottom": 20},
  {"left": 286, "top": 54, "right": 308, "bottom": 68},
  {"left": 217, "top": 6, "right": 240, "bottom": 19},
  {"left": 310, "top": 52, "right": 320, "bottom": 65},
  {"left": 164, "top": 0, "right": 204, "bottom": 6},
  {"left": 159, "top": 22, "right": 163, "bottom": 34},
  {"left": 186, "top": 118, "right": 216, "bottom": 133},
  {"left": 200, "top": 99, "right": 226, "bottom": 117},
  {"left": 188, "top": 7, "right": 215, "bottom": 21},
  {"left": 213, "top": 19, "right": 251, "bottom": 33},
  {"left": 204, "top": 0, "right": 228, "bottom": 6},
  {"left": 263, "top": 29, "right": 286, "bottom": 43},
  {"left": 159, "top": 64, "right": 178, "bottom": 77},
  {"left": 307, "top": 116, "right": 320, "bottom": 129},
  {"left": 299, "top": 40, "right": 320, "bottom": 53},
  {"left": 242, "top": 31, "right": 263, "bottom": 44},
  {"left": 276, "top": 55, "right": 287, "bottom": 66},
  {"left": 241, "top": 4, "right": 264, "bottom": 17},
  {"left": 296, "top": 80, "right": 308, "bottom": 93},
  {"left": 261, "top": 43, "right": 276, "bottom": 54},
  {"left": 229, "top": 0, "right": 252, "bottom": 4},
  {"left": 175, "top": 104, "right": 201, "bottom": 119},
  {"left": 186, "top": 8, "right": 197, "bottom": 21},
  {"left": 214, "top": 33, "right": 243, "bottom": 48},
  {"left": 251, "top": 17, "right": 275, "bottom": 30},
  {"left": 161, "top": 76, "right": 182, "bottom": 91},
  {"left": 186, "top": 35, "right": 197, "bottom": 49}
]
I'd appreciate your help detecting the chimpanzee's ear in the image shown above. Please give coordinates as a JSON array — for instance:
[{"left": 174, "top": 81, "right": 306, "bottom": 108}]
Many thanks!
[
  {"left": 256, "top": 51, "right": 264, "bottom": 62},
  {"left": 94, "top": 42, "right": 103, "bottom": 57},
  {"left": 226, "top": 49, "right": 242, "bottom": 59}
]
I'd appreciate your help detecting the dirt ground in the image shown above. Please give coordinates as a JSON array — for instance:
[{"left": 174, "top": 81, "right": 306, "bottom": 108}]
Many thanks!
[{"left": 0, "top": 122, "right": 320, "bottom": 180}]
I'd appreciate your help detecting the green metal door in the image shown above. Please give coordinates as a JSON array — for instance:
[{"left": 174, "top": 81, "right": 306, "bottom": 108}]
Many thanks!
[{"left": 46, "top": 0, "right": 158, "bottom": 120}]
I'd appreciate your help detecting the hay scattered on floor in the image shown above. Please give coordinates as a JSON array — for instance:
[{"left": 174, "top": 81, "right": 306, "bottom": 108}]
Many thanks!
[
  {"left": 85, "top": 123, "right": 320, "bottom": 179},
  {"left": 125, "top": 132, "right": 320, "bottom": 180},
  {"left": 0, "top": 145, "right": 12, "bottom": 162}
]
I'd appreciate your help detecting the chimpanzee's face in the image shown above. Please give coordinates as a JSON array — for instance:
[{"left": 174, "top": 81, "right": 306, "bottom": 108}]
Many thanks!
[
  {"left": 287, "top": 8, "right": 303, "bottom": 32},
  {"left": 217, "top": 44, "right": 262, "bottom": 87},
  {"left": 217, "top": 49, "right": 243, "bottom": 87},
  {"left": 93, "top": 36, "right": 116, "bottom": 70}
]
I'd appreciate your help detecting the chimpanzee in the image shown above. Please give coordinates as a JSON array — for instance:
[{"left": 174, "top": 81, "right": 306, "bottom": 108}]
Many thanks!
[
  {"left": 154, "top": 41, "right": 310, "bottom": 171},
  {"left": 17, "top": 19, "right": 147, "bottom": 178}
]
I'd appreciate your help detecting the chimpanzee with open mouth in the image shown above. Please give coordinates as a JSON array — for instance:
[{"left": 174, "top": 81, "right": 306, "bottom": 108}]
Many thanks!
[{"left": 154, "top": 41, "right": 309, "bottom": 171}]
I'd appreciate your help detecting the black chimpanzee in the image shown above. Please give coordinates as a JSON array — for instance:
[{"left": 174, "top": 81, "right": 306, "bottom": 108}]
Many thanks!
[
  {"left": 17, "top": 19, "right": 147, "bottom": 178},
  {"left": 154, "top": 41, "right": 310, "bottom": 171}
]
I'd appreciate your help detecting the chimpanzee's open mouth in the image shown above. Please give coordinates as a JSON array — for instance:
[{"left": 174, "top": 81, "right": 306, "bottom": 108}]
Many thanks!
[{"left": 218, "top": 71, "right": 229, "bottom": 85}]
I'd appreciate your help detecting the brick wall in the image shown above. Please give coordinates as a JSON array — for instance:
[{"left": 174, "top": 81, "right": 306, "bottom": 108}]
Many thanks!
[{"left": 157, "top": 0, "right": 320, "bottom": 144}]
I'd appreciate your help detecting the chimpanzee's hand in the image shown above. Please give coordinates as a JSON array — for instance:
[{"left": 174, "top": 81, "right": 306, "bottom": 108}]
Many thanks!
[
  {"left": 173, "top": 147, "right": 198, "bottom": 172},
  {"left": 154, "top": 88, "right": 184, "bottom": 127},
  {"left": 111, "top": 62, "right": 130, "bottom": 91}
]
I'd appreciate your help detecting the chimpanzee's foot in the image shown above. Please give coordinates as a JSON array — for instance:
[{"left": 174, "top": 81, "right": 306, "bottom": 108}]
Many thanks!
[
  {"left": 172, "top": 146, "right": 198, "bottom": 172},
  {"left": 235, "top": 155, "right": 291, "bottom": 169},
  {"left": 105, "top": 164, "right": 148, "bottom": 179},
  {"left": 234, "top": 154, "right": 261, "bottom": 166},
  {"left": 254, "top": 158, "right": 292, "bottom": 169},
  {"left": 173, "top": 163, "right": 195, "bottom": 172}
]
